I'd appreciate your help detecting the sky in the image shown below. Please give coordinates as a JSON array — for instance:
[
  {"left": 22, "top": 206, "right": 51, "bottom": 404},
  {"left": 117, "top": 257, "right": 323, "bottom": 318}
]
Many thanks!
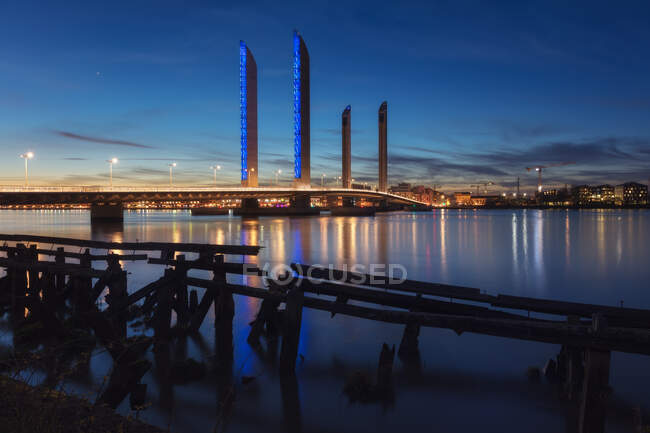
[{"left": 1, "top": 0, "right": 649, "bottom": 192}]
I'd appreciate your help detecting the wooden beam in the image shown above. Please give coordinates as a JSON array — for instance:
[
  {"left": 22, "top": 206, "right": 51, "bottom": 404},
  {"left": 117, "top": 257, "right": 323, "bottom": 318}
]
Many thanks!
[
  {"left": 0, "top": 234, "right": 261, "bottom": 256},
  {"left": 184, "top": 277, "right": 650, "bottom": 356}
]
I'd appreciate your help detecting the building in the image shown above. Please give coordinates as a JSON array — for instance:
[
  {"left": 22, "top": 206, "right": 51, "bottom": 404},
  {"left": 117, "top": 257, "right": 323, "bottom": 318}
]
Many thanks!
[
  {"left": 615, "top": 182, "right": 648, "bottom": 205},
  {"left": 293, "top": 30, "right": 310, "bottom": 187},
  {"left": 454, "top": 192, "right": 472, "bottom": 206},
  {"left": 539, "top": 188, "right": 571, "bottom": 206},
  {"left": 590, "top": 184, "right": 615, "bottom": 204},
  {"left": 470, "top": 195, "right": 501, "bottom": 207},
  {"left": 411, "top": 185, "right": 432, "bottom": 204},
  {"left": 378, "top": 102, "right": 388, "bottom": 192},
  {"left": 342, "top": 105, "right": 351, "bottom": 189},
  {"left": 390, "top": 182, "right": 412, "bottom": 197},
  {"left": 239, "top": 41, "right": 258, "bottom": 187},
  {"left": 571, "top": 185, "right": 591, "bottom": 206}
]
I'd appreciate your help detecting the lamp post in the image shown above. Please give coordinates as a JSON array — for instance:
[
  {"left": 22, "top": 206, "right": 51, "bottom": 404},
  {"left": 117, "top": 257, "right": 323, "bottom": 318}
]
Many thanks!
[
  {"left": 275, "top": 169, "right": 282, "bottom": 186},
  {"left": 106, "top": 157, "right": 118, "bottom": 187},
  {"left": 337, "top": 176, "right": 341, "bottom": 187},
  {"left": 168, "top": 162, "right": 177, "bottom": 187},
  {"left": 210, "top": 165, "right": 221, "bottom": 187},
  {"left": 321, "top": 173, "right": 326, "bottom": 187},
  {"left": 19, "top": 152, "right": 34, "bottom": 187}
]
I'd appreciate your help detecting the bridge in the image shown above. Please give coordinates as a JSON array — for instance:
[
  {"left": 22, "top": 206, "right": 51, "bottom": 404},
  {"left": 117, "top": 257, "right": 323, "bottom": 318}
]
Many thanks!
[{"left": 0, "top": 186, "right": 427, "bottom": 221}]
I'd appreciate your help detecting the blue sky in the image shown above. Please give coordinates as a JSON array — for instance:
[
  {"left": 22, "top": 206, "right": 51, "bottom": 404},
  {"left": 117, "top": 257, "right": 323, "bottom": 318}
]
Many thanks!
[{"left": 1, "top": 0, "right": 649, "bottom": 192}]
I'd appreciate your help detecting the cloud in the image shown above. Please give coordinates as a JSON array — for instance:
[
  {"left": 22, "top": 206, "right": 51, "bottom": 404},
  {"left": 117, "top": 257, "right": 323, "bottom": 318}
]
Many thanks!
[
  {"left": 54, "top": 131, "right": 154, "bottom": 149},
  {"left": 62, "top": 157, "right": 88, "bottom": 161}
]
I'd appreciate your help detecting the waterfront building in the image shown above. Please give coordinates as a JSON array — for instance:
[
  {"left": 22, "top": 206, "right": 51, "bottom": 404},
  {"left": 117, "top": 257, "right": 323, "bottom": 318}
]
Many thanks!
[
  {"left": 590, "top": 184, "right": 615, "bottom": 204},
  {"left": 572, "top": 185, "right": 591, "bottom": 206},
  {"left": 615, "top": 182, "right": 648, "bottom": 205},
  {"left": 454, "top": 192, "right": 472, "bottom": 206}
]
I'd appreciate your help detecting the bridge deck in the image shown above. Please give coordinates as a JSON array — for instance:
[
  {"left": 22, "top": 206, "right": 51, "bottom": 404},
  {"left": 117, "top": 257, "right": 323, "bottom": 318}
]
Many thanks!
[{"left": 0, "top": 186, "right": 426, "bottom": 206}]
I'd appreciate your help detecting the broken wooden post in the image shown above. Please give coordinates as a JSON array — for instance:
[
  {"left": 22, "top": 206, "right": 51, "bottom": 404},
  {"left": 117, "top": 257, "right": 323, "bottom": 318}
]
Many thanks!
[
  {"left": 377, "top": 343, "right": 395, "bottom": 391},
  {"left": 279, "top": 285, "right": 303, "bottom": 375},
  {"left": 578, "top": 349, "right": 611, "bottom": 433},
  {"left": 11, "top": 245, "right": 28, "bottom": 318},
  {"left": 189, "top": 289, "right": 198, "bottom": 315},
  {"left": 105, "top": 254, "right": 128, "bottom": 340},
  {"left": 214, "top": 255, "right": 234, "bottom": 365},
  {"left": 173, "top": 254, "right": 190, "bottom": 328},
  {"left": 26, "top": 245, "right": 39, "bottom": 298},
  {"left": 97, "top": 337, "right": 153, "bottom": 409},
  {"left": 248, "top": 295, "right": 281, "bottom": 345},
  {"left": 72, "top": 249, "right": 93, "bottom": 313},
  {"left": 398, "top": 321, "right": 421, "bottom": 361},
  {"left": 153, "top": 269, "right": 173, "bottom": 345},
  {"left": 54, "top": 246, "right": 65, "bottom": 292}
]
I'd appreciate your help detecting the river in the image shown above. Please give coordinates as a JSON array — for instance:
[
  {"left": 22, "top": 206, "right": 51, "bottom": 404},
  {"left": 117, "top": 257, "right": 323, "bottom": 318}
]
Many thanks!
[{"left": 1, "top": 208, "right": 649, "bottom": 432}]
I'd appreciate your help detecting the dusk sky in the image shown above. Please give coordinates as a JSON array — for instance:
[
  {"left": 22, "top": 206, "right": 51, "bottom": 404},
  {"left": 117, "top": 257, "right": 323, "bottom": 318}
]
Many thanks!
[{"left": 1, "top": 0, "right": 649, "bottom": 192}]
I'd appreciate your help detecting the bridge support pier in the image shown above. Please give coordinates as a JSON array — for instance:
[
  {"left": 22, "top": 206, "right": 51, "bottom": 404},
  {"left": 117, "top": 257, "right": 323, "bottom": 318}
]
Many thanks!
[
  {"left": 241, "top": 198, "right": 259, "bottom": 209},
  {"left": 290, "top": 194, "right": 310, "bottom": 209},
  {"left": 90, "top": 202, "right": 124, "bottom": 222}
]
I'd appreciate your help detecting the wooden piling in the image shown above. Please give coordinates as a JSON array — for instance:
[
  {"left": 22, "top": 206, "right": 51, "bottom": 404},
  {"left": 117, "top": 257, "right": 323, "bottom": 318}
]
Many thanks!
[
  {"left": 578, "top": 349, "right": 611, "bottom": 433},
  {"left": 398, "top": 321, "right": 421, "bottom": 361},
  {"left": 153, "top": 269, "right": 173, "bottom": 345},
  {"left": 377, "top": 343, "right": 395, "bottom": 391},
  {"left": 213, "top": 255, "right": 234, "bottom": 364},
  {"left": 173, "top": 255, "right": 190, "bottom": 328},
  {"left": 279, "top": 286, "right": 304, "bottom": 375}
]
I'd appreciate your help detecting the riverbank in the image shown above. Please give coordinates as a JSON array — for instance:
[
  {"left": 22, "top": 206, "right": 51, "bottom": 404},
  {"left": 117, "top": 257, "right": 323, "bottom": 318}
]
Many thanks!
[{"left": 0, "top": 375, "right": 164, "bottom": 433}]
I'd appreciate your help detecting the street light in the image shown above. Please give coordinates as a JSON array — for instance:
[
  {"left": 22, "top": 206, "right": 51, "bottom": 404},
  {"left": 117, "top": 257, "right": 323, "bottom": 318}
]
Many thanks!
[
  {"left": 275, "top": 169, "right": 282, "bottom": 186},
  {"left": 19, "top": 152, "right": 34, "bottom": 187},
  {"left": 106, "top": 157, "right": 118, "bottom": 187},
  {"left": 210, "top": 165, "right": 221, "bottom": 187},
  {"left": 168, "top": 162, "right": 177, "bottom": 187}
]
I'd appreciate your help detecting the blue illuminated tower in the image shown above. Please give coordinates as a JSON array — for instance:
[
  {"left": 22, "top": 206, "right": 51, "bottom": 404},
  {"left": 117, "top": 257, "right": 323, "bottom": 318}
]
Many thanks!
[
  {"left": 293, "top": 30, "right": 310, "bottom": 186},
  {"left": 378, "top": 101, "right": 388, "bottom": 192},
  {"left": 342, "top": 105, "right": 351, "bottom": 189},
  {"left": 240, "top": 41, "right": 258, "bottom": 187}
]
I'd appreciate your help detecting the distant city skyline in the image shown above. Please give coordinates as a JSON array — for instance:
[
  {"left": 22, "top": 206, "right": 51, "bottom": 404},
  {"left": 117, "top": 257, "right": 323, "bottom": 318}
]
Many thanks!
[{"left": 1, "top": 1, "right": 649, "bottom": 192}]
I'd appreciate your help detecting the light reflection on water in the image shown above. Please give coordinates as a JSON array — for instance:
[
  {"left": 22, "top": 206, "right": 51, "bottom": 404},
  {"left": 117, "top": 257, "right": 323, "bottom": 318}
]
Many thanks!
[{"left": 1, "top": 208, "right": 649, "bottom": 433}]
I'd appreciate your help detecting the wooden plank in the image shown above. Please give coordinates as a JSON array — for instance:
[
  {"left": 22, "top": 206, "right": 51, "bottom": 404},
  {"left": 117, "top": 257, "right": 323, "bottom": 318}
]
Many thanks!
[
  {"left": 293, "top": 264, "right": 650, "bottom": 327},
  {"left": 297, "top": 278, "right": 535, "bottom": 322},
  {"left": 0, "top": 234, "right": 261, "bottom": 256},
  {"left": 148, "top": 257, "right": 266, "bottom": 275},
  {"left": 493, "top": 294, "right": 650, "bottom": 328},
  {"left": 0, "top": 257, "right": 106, "bottom": 278},
  {"left": 0, "top": 245, "right": 148, "bottom": 261},
  {"left": 183, "top": 276, "right": 650, "bottom": 356},
  {"left": 291, "top": 263, "right": 493, "bottom": 302}
]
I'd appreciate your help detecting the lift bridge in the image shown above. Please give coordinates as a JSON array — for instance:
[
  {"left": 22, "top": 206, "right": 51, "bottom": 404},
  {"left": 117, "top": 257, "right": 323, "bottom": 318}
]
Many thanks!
[{"left": 0, "top": 186, "right": 426, "bottom": 222}]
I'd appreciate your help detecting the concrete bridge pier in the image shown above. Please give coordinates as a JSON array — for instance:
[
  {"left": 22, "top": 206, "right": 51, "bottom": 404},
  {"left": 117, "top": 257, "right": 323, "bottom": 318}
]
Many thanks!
[
  {"left": 90, "top": 202, "right": 124, "bottom": 222},
  {"left": 290, "top": 194, "right": 310, "bottom": 209}
]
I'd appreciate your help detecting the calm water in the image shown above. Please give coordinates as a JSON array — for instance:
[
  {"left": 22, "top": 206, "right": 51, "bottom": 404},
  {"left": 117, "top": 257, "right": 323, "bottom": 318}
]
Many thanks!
[{"left": 1, "top": 209, "right": 649, "bottom": 432}]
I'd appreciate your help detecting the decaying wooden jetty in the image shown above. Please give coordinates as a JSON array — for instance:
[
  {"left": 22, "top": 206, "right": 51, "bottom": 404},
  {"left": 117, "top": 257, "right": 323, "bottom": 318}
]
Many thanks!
[{"left": 1, "top": 233, "right": 649, "bottom": 433}]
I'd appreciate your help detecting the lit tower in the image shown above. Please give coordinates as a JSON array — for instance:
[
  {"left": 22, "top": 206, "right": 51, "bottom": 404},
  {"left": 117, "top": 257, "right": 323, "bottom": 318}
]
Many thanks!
[
  {"left": 342, "top": 105, "right": 351, "bottom": 189},
  {"left": 240, "top": 41, "right": 258, "bottom": 187},
  {"left": 378, "top": 101, "right": 388, "bottom": 192},
  {"left": 293, "top": 30, "right": 310, "bottom": 187}
]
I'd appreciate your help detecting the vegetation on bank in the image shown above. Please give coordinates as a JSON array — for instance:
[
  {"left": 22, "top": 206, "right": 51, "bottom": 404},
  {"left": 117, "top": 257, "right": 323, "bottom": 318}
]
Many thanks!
[{"left": 0, "top": 375, "right": 164, "bottom": 433}]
